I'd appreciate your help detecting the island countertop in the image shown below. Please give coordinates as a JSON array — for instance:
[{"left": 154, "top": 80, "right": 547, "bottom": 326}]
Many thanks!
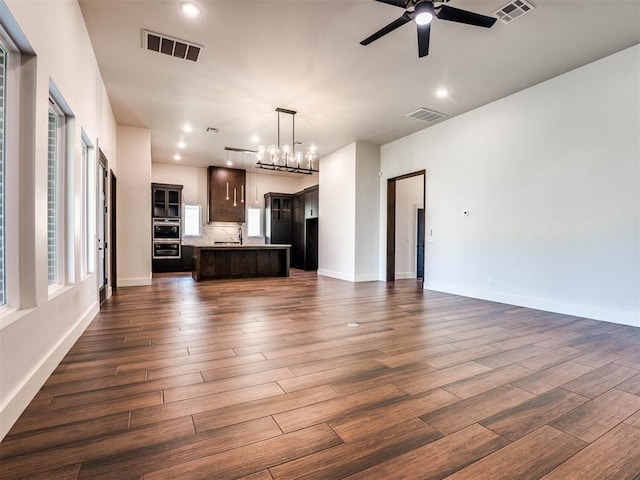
[
  {"left": 192, "top": 244, "right": 290, "bottom": 281},
  {"left": 192, "top": 244, "right": 291, "bottom": 250}
]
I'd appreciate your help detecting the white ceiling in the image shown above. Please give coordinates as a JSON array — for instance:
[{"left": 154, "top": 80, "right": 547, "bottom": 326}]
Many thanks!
[{"left": 78, "top": 0, "right": 640, "bottom": 171}]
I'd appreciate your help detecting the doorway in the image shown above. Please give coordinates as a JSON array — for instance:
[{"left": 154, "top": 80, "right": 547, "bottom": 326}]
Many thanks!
[{"left": 386, "top": 170, "right": 426, "bottom": 284}]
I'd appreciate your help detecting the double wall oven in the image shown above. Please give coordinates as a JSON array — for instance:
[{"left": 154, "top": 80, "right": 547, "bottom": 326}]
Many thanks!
[{"left": 152, "top": 218, "right": 181, "bottom": 259}]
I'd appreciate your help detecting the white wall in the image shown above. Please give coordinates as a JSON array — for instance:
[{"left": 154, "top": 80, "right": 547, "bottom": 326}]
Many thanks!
[
  {"left": 318, "top": 142, "right": 380, "bottom": 282},
  {"left": 380, "top": 45, "right": 640, "bottom": 326},
  {"left": 0, "top": 0, "right": 117, "bottom": 439},
  {"left": 354, "top": 142, "right": 381, "bottom": 281},
  {"left": 395, "top": 175, "right": 424, "bottom": 279},
  {"left": 117, "top": 125, "right": 151, "bottom": 286},
  {"left": 151, "top": 163, "right": 316, "bottom": 244},
  {"left": 153, "top": 162, "right": 207, "bottom": 208},
  {"left": 297, "top": 171, "right": 318, "bottom": 191},
  {"left": 318, "top": 143, "right": 357, "bottom": 280}
]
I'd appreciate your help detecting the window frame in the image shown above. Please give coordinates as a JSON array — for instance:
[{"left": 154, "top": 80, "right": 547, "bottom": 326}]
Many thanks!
[
  {"left": 47, "top": 96, "right": 64, "bottom": 284},
  {"left": 183, "top": 203, "right": 202, "bottom": 237},
  {"left": 46, "top": 80, "right": 75, "bottom": 294},
  {"left": 81, "top": 130, "right": 95, "bottom": 275},
  {"left": 47, "top": 97, "right": 66, "bottom": 290},
  {"left": 0, "top": 40, "right": 8, "bottom": 307},
  {"left": 0, "top": 31, "right": 21, "bottom": 313},
  {"left": 247, "top": 207, "right": 262, "bottom": 238}
]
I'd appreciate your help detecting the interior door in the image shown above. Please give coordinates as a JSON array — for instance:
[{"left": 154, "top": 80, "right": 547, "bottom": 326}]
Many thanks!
[
  {"left": 110, "top": 171, "right": 117, "bottom": 290},
  {"left": 98, "top": 152, "right": 108, "bottom": 303},
  {"left": 417, "top": 208, "right": 425, "bottom": 281}
]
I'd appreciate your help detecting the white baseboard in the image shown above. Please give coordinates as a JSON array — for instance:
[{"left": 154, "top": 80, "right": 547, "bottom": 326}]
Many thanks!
[
  {"left": 118, "top": 275, "right": 152, "bottom": 287},
  {"left": 395, "top": 272, "right": 417, "bottom": 280},
  {"left": 317, "top": 270, "right": 380, "bottom": 283},
  {"left": 424, "top": 281, "right": 640, "bottom": 327},
  {"left": 317, "top": 269, "right": 355, "bottom": 282},
  {"left": 0, "top": 303, "right": 99, "bottom": 440},
  {"left": 354, "top": 273, "right": 380, "bottom": 282}
]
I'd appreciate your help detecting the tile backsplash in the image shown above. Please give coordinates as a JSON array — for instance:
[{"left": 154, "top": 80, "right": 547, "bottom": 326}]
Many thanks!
[{"left": 183, "top": 222, "right": 264, "bottom": 246}]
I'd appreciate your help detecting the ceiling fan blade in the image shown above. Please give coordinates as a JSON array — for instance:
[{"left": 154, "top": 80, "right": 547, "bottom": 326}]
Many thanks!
[
  {"left": 374, "top": 0, "right": 409, "bottom": 8},
  {"left": 436, "top": 5, "right": 497, "bottom": 28},
  {"left": 360, "top": 12, "right": 413, "bottom": 46},
  {"left": 417, "top": 23, "right": 431, "bottom": 57}
]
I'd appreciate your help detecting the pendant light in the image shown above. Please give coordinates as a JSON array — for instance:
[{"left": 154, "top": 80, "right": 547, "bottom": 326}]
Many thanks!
[{"left": 255, "top": 108, "right": 319, "bottom": 174}]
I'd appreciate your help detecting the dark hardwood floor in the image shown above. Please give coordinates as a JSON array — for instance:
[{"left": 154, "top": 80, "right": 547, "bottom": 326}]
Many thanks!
[{"left": 2, "top": 271, "right": 640, "bottom": 479}]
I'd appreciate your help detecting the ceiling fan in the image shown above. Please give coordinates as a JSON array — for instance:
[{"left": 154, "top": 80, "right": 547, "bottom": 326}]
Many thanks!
[{"left": 360, "top": 0, "right": 498, "bottom": 58}]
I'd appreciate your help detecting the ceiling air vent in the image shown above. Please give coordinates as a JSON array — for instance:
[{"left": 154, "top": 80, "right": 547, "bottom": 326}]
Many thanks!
[
  {"left": 493, "top": 0, "right": 535, "bottom": 24},
  {"left": 406, "top": 108, "right": 448, "bottom": 124},
  {"left": 142, "top": 30, "right": 203, "bottom": 62}
]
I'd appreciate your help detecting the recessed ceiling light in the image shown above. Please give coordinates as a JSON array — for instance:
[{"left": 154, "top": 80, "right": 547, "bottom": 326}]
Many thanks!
[
  {"left": 436, "top": 88, "right": 450, "bottom": 98},
  {"left": 251, "top": 135, "right": 260, "bottom": 144},
  {"left": 180, "top": 2, "right": 201, "bottom": 16},
  {"left": 183, "top": 123, "right": 193, "bottom": 133},
  {"left": 177, "top": 140, "right": 186, "bottom": 149},
  {"left": 174, "top": 154, "right": 182, "bottom": 160}
]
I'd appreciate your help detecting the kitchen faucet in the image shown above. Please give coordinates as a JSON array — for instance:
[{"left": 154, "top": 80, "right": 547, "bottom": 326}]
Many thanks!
[{"left": 239, "top": 226, "right": 243, "bottom": 245}]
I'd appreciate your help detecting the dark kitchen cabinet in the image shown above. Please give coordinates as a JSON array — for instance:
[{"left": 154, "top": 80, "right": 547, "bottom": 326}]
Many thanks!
[
  {"left": 291, "top": 192, "right": 305, "bottom": 269},
  {"left": 152, "top": 182, "right": 184, "bottom": 274},
  {"left": 305, "top": 217, "right": 318, "bottom": 270},
  {"left": 302, "top": 186, "right": 319, "bottom": 270},
  {"left": 152, "top": 183, "right": 182, "bottom": 218},
  {"left": 152, "top": 258, "right": 182, "bottom": 272},
  {"left": 264, "top": 193, "right": 292, "bottom": 245},
  {"left": 304, "top": 185, "right": 319, "bottom": 219},
  {"left": 265, "top": 186, "right": 318, "bottom": 270},
  {"left": 181, "top": 245, "right": 193, "bottom": 271},
  {"left": 207, "top": 166, "right": 246, "bottom": 223},
  {"left": 192, "top": 246, "right": 290, "bottom": 281}
]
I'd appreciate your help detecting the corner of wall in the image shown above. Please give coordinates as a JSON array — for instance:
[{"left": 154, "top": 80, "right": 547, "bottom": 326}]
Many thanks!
[{"left": 0, "top": 302, "right": 99, "bottom": 440}]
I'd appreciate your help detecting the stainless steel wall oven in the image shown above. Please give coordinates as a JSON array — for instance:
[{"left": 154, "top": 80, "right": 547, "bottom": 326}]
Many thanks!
[
  {"left": 153, "top": 218, "right": 181, "bottom": 259},
  {"left": 153, "top": 241, "right": 181, "bottom": 259},
  {"left": 153, "top": 218, "right": 180, "bottom": 240}
]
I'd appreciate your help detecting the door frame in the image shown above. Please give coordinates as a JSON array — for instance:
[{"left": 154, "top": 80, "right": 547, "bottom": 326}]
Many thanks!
[
  {"left": 97, "top": 149, "right": 108, "bottom": 304},
  {"left": 386, "top": 170, "right": 426, "bottom": 283},
  {"left": 110, "top": 170, "right": 117, "bottom": 291},
  {"left": 417, "top": 208, "right": 425, "bottom": 281}
]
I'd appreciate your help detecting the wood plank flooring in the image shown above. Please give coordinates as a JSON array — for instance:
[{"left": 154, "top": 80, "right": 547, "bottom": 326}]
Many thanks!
[{"left": 2, "top": 271, "right": 640, "bottom": 479}]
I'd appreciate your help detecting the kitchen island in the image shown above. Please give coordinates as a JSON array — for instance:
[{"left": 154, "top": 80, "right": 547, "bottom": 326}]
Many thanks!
[{"left": 192, "top": 244, "right": 290, "bottom": 281}]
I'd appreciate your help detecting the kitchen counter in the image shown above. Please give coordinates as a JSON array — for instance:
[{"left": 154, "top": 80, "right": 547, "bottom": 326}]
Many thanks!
[
  {"left": 193, "top": 244, "right": 290, "bottom": 249},
  {"left": 192, "top": 244, "right": 290, "bottom": 281}
]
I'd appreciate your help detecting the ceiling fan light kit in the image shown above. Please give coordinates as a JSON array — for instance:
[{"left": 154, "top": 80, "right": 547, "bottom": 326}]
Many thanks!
[
  {"left": 361, "top": 0, "right": 498, "bottom": 58},
  {"left": 414, "top": 1, "right": 434, "bottom": 25}
]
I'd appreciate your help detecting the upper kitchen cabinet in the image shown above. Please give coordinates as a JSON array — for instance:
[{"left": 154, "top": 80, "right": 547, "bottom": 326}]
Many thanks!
[
  {"left": 208, "top": 166, "right": 246, "bottom": 223},
  {"left": 304, "top": 185, "right": 319, "bottom": 219},
  {"left": 152, "top": 183, "right": 183, "bottom": 218},
  {"left": 264, "top": 193, "right": 293, "bottom": 245}
]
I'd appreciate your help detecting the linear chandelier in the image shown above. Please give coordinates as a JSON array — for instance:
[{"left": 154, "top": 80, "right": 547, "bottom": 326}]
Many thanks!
[{"left": 255, "top": 108, "right": 319, "bottom": 175}]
